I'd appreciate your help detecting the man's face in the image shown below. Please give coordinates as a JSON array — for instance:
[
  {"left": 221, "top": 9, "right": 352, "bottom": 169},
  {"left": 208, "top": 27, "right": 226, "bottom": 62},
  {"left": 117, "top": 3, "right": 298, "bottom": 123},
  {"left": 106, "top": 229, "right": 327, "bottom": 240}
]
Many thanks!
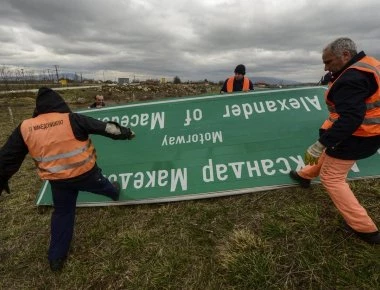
[
  {"left": 95, "top": 95, "right": 104, "bottom": 107},
  {"left": 234, "top": 73, "right": 244, "bottom": 80},
  {"left": 322, "top": 48, "right": 351, "bottom": 74}
]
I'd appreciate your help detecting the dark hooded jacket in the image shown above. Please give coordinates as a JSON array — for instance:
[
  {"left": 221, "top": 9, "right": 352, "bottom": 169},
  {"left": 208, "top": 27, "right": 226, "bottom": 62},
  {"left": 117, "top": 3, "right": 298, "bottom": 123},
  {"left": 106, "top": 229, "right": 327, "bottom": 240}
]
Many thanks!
[{"left": 0, "top": 87, "right": 132, "bottom": 183}]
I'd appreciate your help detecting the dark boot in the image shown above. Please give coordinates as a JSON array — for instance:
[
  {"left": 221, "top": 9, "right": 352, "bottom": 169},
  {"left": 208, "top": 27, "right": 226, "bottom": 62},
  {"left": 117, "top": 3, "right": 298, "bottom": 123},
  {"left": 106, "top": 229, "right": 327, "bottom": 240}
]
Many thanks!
[
  {"left": 289, "top": 170, "right": 311, "bottom": 188},
  {"left": 49, "top": 257, "right": 66, "bottom": 272},
  {"left": 342, "top": 222, "right": 380, "bottom": 245},
  {"left": 111, "top": 181, "right": 120, "bottom": 201}
]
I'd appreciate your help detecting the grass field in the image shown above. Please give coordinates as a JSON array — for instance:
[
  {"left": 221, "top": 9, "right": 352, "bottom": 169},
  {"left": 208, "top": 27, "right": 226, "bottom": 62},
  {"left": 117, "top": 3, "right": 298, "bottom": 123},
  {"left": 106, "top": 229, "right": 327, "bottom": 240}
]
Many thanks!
[{"left": 0, "top": 90, "right": 379, "bottom": 290}]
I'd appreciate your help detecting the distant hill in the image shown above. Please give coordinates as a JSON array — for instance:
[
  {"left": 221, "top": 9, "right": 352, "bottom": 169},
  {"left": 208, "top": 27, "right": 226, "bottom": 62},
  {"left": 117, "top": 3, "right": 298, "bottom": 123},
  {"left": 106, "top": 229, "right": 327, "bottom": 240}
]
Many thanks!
[
  {"left": 46, "top": 73, "right": 302, "bottom": 86},
  {"left": 248, "top": 76, "right": 302, "bottom": 85}
]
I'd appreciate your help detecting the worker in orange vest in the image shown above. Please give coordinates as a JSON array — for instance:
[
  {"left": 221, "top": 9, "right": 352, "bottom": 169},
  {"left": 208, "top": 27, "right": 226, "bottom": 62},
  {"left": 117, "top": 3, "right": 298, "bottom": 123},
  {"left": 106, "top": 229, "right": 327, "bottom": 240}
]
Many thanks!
[
  {"left": 0, "top": 87, "right": 135, "bottom": 271},
  {"left": 220, "top": 64, "right": 254, "bottom": 93},
  {"left": 290, "top": 38, "right": 380, "bottom": 244}
]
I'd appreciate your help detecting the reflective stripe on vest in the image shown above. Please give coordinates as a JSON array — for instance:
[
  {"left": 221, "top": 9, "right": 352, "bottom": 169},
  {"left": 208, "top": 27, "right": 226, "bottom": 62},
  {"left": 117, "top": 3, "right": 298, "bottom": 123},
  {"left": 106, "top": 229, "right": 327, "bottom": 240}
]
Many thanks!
[
  {"left": 353, "top": 62, "right": 380, "bottom": 78},
  {"left": 38, "top": 150, "right": 96, "bottom": 173},
  {"left": 329, "top": 116, "right": 380, "bottom": 124},
  {"left": 327, "top": 100, "right": 380, "bottom": 112},
  {"left": 321, "top": 56, "right": 380, "bottom": 137},
  {"left": 20, "top": 112, "right": 96, "bottom": 180},
  {"left": 226, "top": 76, "right": 250, "bottom": 93},
  {"left": 33, "top": 141, "right": 92, "bottom": 162}
]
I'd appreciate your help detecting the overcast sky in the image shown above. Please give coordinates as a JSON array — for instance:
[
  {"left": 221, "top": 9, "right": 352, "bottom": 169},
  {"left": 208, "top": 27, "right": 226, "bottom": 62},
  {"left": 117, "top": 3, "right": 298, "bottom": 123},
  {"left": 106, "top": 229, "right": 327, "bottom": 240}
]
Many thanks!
[{"left": 1, "top": 0, "right": 380, "bottom": 83}]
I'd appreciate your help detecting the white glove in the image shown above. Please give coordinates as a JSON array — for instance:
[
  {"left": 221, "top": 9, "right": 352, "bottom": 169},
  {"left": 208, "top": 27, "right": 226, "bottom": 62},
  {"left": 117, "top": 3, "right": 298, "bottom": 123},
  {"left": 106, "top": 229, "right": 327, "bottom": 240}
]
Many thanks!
[{"left": 305, "top": 141, "right": 325, "bottom": 165}]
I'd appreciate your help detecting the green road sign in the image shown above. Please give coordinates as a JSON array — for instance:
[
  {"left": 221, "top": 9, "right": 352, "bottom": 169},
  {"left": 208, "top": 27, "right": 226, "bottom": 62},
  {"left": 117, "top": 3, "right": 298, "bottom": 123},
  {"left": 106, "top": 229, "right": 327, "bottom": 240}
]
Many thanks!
[{"left": 36, "top": 87, "right": 380, "bottom": 206}]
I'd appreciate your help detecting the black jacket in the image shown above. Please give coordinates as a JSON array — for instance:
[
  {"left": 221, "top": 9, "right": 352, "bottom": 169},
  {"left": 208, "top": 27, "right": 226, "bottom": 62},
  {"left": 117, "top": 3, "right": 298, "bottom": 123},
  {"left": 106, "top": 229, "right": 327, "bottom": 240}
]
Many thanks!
[
  {"left": 0, "top": 87, "right": 132, "bottom": 183},
  {"left": 319, "top": 72, "right": 332, "bottom": 85},
  {"left": 220, "top": 77, "right": 254, "bottom": 93},
  {"left": 89, "top": 102, "right": 106, "bottom": 108},
  {"left": 319, "top": 51, "right": 380, "bottom": 160}
]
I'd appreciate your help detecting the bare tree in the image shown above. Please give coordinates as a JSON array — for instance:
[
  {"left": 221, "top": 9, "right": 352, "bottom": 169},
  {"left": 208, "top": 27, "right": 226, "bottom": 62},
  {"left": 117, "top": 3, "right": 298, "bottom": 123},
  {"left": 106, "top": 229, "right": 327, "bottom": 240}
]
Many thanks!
[
  {"left": 0, "top": 65, "right": 11, "bottom": 90},
  {"left": 173, "top": 76, "right": 181, "bottom": 84}
]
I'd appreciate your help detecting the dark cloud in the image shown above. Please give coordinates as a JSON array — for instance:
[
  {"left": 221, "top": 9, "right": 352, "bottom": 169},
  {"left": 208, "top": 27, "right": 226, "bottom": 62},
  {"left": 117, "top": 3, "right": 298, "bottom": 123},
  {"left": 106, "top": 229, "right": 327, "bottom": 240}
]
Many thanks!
[{"left": 1, "top": 0, "right": 379, "bottom": 82}]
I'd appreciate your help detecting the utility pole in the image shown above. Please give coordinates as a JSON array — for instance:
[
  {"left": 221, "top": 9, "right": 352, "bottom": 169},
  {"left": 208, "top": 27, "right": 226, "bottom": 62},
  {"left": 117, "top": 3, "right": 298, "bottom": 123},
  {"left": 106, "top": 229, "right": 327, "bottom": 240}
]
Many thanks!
[
  {"left": 80, "top": 73, "right": 83, "bottom": 83},
  {"left": 20, "top": 68, "right": 26, "bottom": 85},
  {"left": 47, "top": 69, "right": 51, "bottom": 83},
  {"left": 54, "top": 65, "right": 59, "bottom": 82}
]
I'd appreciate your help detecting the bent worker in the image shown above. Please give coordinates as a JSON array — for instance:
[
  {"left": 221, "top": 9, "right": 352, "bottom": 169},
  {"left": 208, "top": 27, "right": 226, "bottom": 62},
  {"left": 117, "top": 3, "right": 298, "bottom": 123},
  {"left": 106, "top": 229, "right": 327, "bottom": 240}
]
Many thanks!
[
  {"left": 290, "top": 37, "right": 380, "bottom": 244},
  {"left": 0, "top": 87, "right": 135, "bottom": 271},
  {"left": 220, "top": 64, "right": 254, "bottom": 93}
]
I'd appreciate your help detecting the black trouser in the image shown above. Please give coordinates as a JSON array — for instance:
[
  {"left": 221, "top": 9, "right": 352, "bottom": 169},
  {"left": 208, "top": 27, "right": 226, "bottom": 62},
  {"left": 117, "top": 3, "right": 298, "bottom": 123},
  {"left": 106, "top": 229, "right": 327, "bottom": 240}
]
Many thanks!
[{"left": 48, "top": 167, "right": 117, "bottom": 261}]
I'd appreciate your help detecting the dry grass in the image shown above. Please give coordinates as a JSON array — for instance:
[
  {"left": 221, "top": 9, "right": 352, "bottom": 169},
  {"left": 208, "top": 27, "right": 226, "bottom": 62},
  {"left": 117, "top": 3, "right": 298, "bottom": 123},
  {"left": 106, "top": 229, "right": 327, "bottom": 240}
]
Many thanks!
[{"left": 0, "top": 90, "right": 379, "bottom": 290}]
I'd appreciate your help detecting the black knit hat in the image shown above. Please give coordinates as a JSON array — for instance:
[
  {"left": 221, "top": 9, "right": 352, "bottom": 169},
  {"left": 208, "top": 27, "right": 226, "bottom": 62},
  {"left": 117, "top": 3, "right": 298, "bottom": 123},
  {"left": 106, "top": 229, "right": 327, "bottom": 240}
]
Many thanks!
[{"left": 234, "top": 64, "right": 246, "bottom": 75}]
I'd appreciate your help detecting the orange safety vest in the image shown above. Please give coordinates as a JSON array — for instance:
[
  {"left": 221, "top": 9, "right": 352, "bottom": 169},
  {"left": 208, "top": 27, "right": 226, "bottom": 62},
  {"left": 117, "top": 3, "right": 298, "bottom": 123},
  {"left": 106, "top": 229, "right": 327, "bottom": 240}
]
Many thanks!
[
  {"left": 226, "top": 76, "right": 250, "bottom": 93},
  {"left": 321, "top": 56, "right": 380, "bottom": 137},
  {"left": 20, "top": 112, "right": 96, "bottom": 180}
]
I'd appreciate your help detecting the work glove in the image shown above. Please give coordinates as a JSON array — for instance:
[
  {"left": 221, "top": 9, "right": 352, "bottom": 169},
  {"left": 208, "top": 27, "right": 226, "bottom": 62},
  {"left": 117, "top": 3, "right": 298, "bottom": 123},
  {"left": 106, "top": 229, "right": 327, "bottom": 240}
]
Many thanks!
[
  {"left": 304, "top": 141, "right": 325, "bottom": 165},
  {"left": 0, "top": 179, "right": 10, "bottom": 196},
  {"left": 118, "top": 126, "right": 135, "bottom": 140},
  {"left": 127, "top": 129, "right": 135, "bottom": 140},
  {"left": 105, "top": 122, "right": 136, "bottom": 140}
]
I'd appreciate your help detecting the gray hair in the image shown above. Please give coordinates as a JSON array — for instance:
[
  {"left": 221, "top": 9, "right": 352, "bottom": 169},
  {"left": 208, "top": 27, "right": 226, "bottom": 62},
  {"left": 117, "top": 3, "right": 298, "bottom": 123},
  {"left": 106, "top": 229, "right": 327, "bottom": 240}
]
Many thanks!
[{"left": 324, "top": 37, "right": 357, "bottom": 57}]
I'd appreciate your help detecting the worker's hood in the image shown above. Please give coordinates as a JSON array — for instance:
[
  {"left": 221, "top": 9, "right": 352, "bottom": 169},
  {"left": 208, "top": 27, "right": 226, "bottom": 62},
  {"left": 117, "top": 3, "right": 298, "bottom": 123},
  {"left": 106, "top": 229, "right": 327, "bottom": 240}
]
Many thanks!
[{"left": 33, "top": 87, "right": 72, "bottom": 116}]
